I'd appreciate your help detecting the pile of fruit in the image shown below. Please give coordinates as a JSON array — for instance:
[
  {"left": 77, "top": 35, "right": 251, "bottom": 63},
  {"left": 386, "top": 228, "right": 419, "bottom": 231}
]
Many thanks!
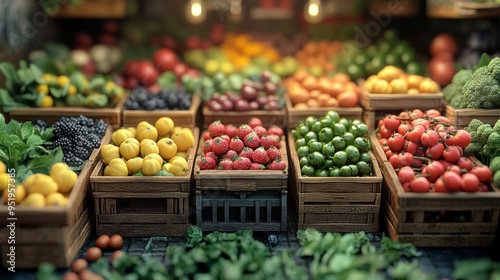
[
  {"left": 376, "top": 109, "right": 492, "bottom": 193},
  {"left": 0, "top": 61, "right": 125, "bottom": 112},
  {"left": 286, "top": 71, "right": 360, "bottom": 108},
  {"left": 124, "top": 86, "right": 191, "bottom": 111},
  {"left": 291, "top": 111, "right": 373, "bottom": 177},
  {"left": 198, "top": 118, "right": 285, "bottom": 170},
  {"left": 101, "top": 117, "right": 195, "bottom": 176},
  {"left": 294, "top": 40, "right": 343, "bottom": 75},
  {"left": 364, "top": 66, "right": 440, "bottom": 94},
  {"left": 204, "top": 71, "right": 285, "bottom": 112}
]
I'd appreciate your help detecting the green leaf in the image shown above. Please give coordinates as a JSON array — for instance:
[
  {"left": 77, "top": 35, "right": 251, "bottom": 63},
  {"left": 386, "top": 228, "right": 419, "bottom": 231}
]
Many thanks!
[
  {"left": 21, "top": 122, "right": 35, "bottom": 139},
  {"left": 27, "top": 156, "right": 52, "bottom": 171},
  {"left": 0, "top": 114, "right": 5, "bottom": 129},
  {"left": 0, "top": 62, "right": 18, "bottom": 85},
  {"left": 89, "top": 77, "right": 106, "bottom": 89},
  {"left": 0, "top": 149, "right": 8, "bottom": 162},
  {"left": 50, "top": 87, "right": 64, "bottom": 98},
  {"left": 27, "top": 135, "right": 45, "bottom": 147},
  {"left": 30, "top": 63, "right": 43, "bottom": 79}
]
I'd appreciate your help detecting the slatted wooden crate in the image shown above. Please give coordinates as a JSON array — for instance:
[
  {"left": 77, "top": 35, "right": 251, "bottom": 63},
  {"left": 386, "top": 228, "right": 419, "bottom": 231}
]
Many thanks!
[
  {"left": 122, "top": 96, "right": 201, "bottom": 127},
  {"left": 445, "top": 105, "right": 500, "bottom": 128},
  {"left": 0, "top": 126, "right": 111, "bottom": 268},
  {"left": 285, "top": 95, "right": 363, "bottom": 128},
  {"left": 195, "top": 190, "right": 287, "bottom": 232},
  {"left": 202, "top": 106, "right": 286, "bottom": 129},
  {"left": 8, "top": 96, "right": 126, "bottom": 129},
  {"left": 89, "top": 128, "right": 199, "bottom": 237},
  {"left": 54, "top": 0, "right": 126, "bottom": 18},
  {"left": 288, "top": 132, "right": 383, "bottom": 232}
]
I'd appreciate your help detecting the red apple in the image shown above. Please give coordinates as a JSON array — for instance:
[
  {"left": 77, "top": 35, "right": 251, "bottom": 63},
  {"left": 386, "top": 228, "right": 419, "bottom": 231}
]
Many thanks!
[
  {"left": 136, "top": 60, "right": 158, "bottom": 86},
  {"left": 173, "top": 63, "right": 189, "bottom": 78},
  {"left": 153, "top": 48, "right": 178, "bottom": 73}
]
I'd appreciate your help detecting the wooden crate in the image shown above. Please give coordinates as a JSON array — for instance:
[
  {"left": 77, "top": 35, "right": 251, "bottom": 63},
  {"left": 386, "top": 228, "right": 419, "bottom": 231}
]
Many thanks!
[
  {"left": 287, "top": 132, "right": 383, "bottom": 232},
  {"left": 445, "top": 105, "right": 500, "bottom": 128},
  {"left": 89, "top": 128, "right": 199, "bottom": 237},
  {"left": 195, "top": 189, "right": 287, "bottom": 232},
  {"left": 54, "top": 0, "right": 126, "bottom": 18},
  {"left": 381, "top": 159, "right": 500, "bottom": 247},
  {"left": 122, "top": 96, "right": 201, "bottom": 128},
  {"left": 0, "top": 137, "right": 109, "bottom": 269},
  {"left": 359, "top": 81, "right": 443, "bottom": 111},
  {"left": 285, "top": 95, "right": 363, "bottom": 128},
  {"left": 202, "top": 106, "right": 286, "bottom": 129},
  {"left": 8, "top": 96, "right": 126, "bottom": 130}
]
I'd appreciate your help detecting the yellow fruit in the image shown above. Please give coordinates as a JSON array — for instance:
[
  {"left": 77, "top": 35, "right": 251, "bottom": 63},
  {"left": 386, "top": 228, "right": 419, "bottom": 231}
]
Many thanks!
[
  {"left": 163, "top": 162, "right": 185, "bottom": 176},
  {"left": 24, "top": 174, "right": 58, "bottom": 195},
  {"left": 41, "top": 74, "right": 55, "bottom": 84},
  {"left": 142, "top": 158, "right": 161, "bottom": 176},
  {"left": 50, "top": 163, "right": 78, "bottom": 194},
  {"left": 126, "top": 157, "right": 143, "bottom": 174},
  {"left": 137, "top": 121, "right": 151, "bottom": 128},
  {"left": 101, "top": 144, "right": 120, "bottom": 165},
  {"left": 140, "top": 139, "right": 156, "bottom": 149},
  {"left": 371, "top": 79, "right": 391, "bottom": 94},
  {"left": 144, "top": 153, "right": 163, "bottom": 166},
  {"left": 2, "top": 185, "right": 26, "bottom": 205},
  {"left": 68, "top": 84, "right": 77, "bottom": 96},
  {"left": 168, "top": 156, "right": 186, "bottom": 163},
  {"left": 0, "top": 173, "right": 8, "bottom": 192},
  {"left": 407, "top": 88, "right": 420, "bottom": 94},
  {"left": 104, "top": 166, "right": 110, "bottom": 176},
  {"left": 419, "top": 78, "right": 439, "bottom": 93},
  {"left": 406, "top": 75, "right": 424, "bottom": 89},
  {"left": 56, "top": 75, "right": 70, "bottom": 87},
  {"left": 21, "top": 193, "right": 45, "bottom": 207},
  {"left": 171, "top": 128, "right": 194, "bottom": 152},
  {"left": 111, "top": 128, "right": 134, "bottom": 146},
  {"left": 377, "top": 66, "right": 403, "bottom": 82},
  {"left": 140, "top": 141, "right": 160, "bottom": 157},
  {"left": 155, "top": 117, "right": 175, "bottom": 136},
  {"left": 37, "top": 84, "right": 49, "bottom": 95},
  {"left": 46, "top": 192, "right": 67, "bottom": 206},
  {"left": 127, "top": 127, "right": 137, "bottom": 137},
  {"left": 170, "top": 126, "right": 183, "bottom": 136},
  {"left": 0, "top": 161, "right": 5, "bottom": 173},
  {"left": 389, "top": 78, "right": 409, "bottom": 94},
  {"left": 136, "top": 124, "right": 158, "bottom": 142},
  {"left": 119, "top": 138, "right": 140, "bottom": 160},
  {"left": 174, "top": 152, "right": 189, "bottom": 160},
  {"left": 157, "top": 138, "right": 177, "bottom": 160},
  {"left": 107, "top": 158, "right": 128, "bottom": 176},
  {"left": 40, "top": 95, "right": 54, "bottom": 107}
]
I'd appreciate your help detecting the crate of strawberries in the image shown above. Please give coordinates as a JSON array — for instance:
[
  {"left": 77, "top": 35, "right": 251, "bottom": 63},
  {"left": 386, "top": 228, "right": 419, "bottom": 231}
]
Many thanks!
[
  {"left": 371, "top": 109, "right": 500, "bottom": 247},
  {"left": 194, "top": 117, "right": 287, "bottom": 232}
]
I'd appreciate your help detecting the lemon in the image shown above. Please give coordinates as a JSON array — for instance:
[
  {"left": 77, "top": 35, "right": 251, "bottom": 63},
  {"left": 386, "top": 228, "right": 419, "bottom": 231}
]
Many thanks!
[
  {"left": 0, "top": 173, "right": 8, "bottom": 192},
  {"left": 56, "top": 75, "right": 70, "bottom": 88},
  {"left": 21, "top": 193, "right": 45, "bottom": 207},
  {"left": 46, "top": 193, "right": 67, "bottom": 206},
  {"left": 37, "top": 84, "right": 49, "bottom": 95},
  {"left": 39, "top": 95, "right": 54, "bottom": 107},
  {"left": 68, "top": 84, "right": 77, "bottom": 96},
  {"left": 41, "top": 74, "right": 55, "bottom": 85},
  {"left": 0, "top": 161, "right": 5, "bottom": 173},
  {"left": 24, "top": 174, "right": 58, "bottom": 195},
  {"left": 2, "top": 185, "right": 26, "bottom": 205}
]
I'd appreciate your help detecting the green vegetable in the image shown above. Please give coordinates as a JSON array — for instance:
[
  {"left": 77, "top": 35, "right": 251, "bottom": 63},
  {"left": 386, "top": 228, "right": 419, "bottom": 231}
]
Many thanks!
[{"left": 465, "top": 119, "right": 500, "bottom": 164}]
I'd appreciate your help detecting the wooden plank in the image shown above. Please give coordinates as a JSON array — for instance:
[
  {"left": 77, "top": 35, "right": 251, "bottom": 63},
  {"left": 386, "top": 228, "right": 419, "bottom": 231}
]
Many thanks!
[
  {"left": 122, "top": 96, "right": 201, "bottom": 127},
  {"left": 302, "top": 193, "right": 380, "bottom": 204},
  {"left": 97, "top": 223, "right": 191, "bottom": 237},
  {"left": 202, "top": 106, "right": 286, "bottom": 129},
  {"left": 298, "top": 223, "right": 379, "bottom": 233},
  {"left": 93, "top": 192, "right": 189, "bottom": 199},
  {"left": 199, "top": 222, "right": 283, "bottom": 232},
  {"left": 98, "top": 213, "right": 187, "bottom": 224},
  {"left": 399, "top": 223, "right": 497, "bottom": 234},
  {"left": 304, "top": 213, "right": 376, "bottom": 224},
  {"left": 445, "top": 105, "right": 500, "bottom": 128},
  {"left": 398, "top": 235, "right": 497, "bottom": 247},
  {"left": 54, "top": 0, "right": 126, "bottom": 18}
]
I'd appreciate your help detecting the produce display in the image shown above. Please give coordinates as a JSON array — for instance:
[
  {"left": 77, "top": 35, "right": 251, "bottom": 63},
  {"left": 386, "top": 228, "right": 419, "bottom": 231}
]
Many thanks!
[
  {"left": 291, "top": 111, "right": 373, "bottom": 177},
  {"left": 198, "top": 118, "right": 286, "bottom": 170},
  {"left": 363, "top": 66, "right": 440, "bottom": 94},
  {"left": 376, "top": 109, "right": 492, "bottom": 193},
  {"left": 0, "top": 61, "right": 125, "bottom": 112},
  {"left": 286, "top": 71, "right": 360, "bottom": 108},
  {"left": 294, "top": 40, "right": 343, "bottom": 74},
  {"left": 124, "top": 86, "right": 191, "bottom": 111},
  {"left": 101, "top": 117, "right": 194, "bottom": 176},
  {"left": 443, "top": 54, "right": 500, "bottom": 109}
]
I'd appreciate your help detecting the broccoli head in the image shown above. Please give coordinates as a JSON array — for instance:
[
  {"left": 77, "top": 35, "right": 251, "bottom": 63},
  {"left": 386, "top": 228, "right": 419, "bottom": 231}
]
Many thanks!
[
  {"left": 477, "top": 123, "right": 493, "bottom": 144},
  {"left": 464, "top": 119, "right": 484, "bottom": 133},
  {"left": 449, "top": 92, "right": 464, "bottom": 109},
  {"left": 488, "top": 131, "right": 500, "bottom": 146},
  {"left": 493, "top": 119, "right": 500, "bottom": 134},
  {"left": 488, "top": 57, "right": 500, "bottom": 82},
  {"left": 443, "top": 83, "right": 460, "bottom": 103},
  {"left": 465, "top": 142, "right": 483, "bottom": 155},
  {"left": 461, "top": 66, "right": 500, "bottom": 109},
  {"left": 452, "top": 69, "right": 473, "bottom": 86}
]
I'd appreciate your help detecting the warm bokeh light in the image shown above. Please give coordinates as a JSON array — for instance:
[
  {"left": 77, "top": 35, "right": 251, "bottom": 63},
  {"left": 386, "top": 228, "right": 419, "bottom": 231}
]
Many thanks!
[
  {"left": 304, "top": 0, "right": 323, "bottom": 23},
  {"left": 185, "top": 0, "right": 206, "bottom": 23}
]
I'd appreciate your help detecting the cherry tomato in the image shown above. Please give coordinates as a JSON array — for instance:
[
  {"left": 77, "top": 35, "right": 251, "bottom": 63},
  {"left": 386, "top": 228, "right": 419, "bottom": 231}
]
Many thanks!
[
  {"left": 389, "top": 154, "right": 402, "bottom": 169},
  {"left": 378, "top": 138, "right": 388, "bottom": 146},
  {"left": 404, "top": 141, "right": 419, "bottom": 155},
  {"left": 439, "top": 160, "right": 453, "bottom": 170},
  {"left": 443, "top": 135, "right": 455, "bottom": 146},
  {"left": 457, "top": 157, "right": 473, "bottom": 171},
  {"left": 433, "top": 115, "right": 451, "bottom": 124},
  {"left": 434, "top": 177, "right": 448, "bottom": 192},
  {"left": 385, "top": 150, "right": 394, "bottom": 159},
  {"left": 398, "top": 121, "right": 412, "bottom": 136},
  {"left": 425, "top": 109, "right": 441, "bottom": 118},
  {"left": 71, "top": 258, "right": 88, "bottom": 274},
  {"left": 402, "top": 152, "right": 414, "bottom": 166},
  {"left": 442, "top": 145, "right": 460, "bottom": 163},
  {"left": 412, "top": 119, "right": 430, "bottom": 130},
  {"left": 442, "top": 171, "right": 463, "bottom": 191},
  {"left": 462, "top": 173, "right": 480, "bottom": 192},
  {"left": 410, "top": 109, "right": 425, "bottom": 119},
  {"left": 410, "top": 177, "right": 431, "bottom": 192},
  {"left": 95, "top": 234, "right": 110, "bottom": 249},
  {"left": 413, "top": 159, "right": 424, "bottom": 168},
  {"left": 388, "top": 133, "right": 405, "bottom": 152},
  {"left": 379, "top": 124, "right": 393, "bottom": 139},
  {"left": 470, "top": 166, "right": 493, "bottom": 183},
  {"left": 109, "top": 234, "right": 124, "bottom": 250},
  {"left": 402, "top": 182, "right": 411, "bottom": 192},
  {"left": 398, "top": 111, "right": 410, "bottom": 119},
  {"left": 406, "top": 125, "right": 425, "bottom": 143},
  {"left": 421, "top": 130, "right": 440, "bottom": 147},
  {"left": 85, "top": 247, "right": 102, "bottom": 262},
  {"left": 398, "top": 166, "right": 415, "bottom": 184},
  {"left": 453, "top": 130, "right": 472, "bottom": 149},
  {"left": 426, "top": 142, "right": 444, "bottom": 160},
  {"left": 447, "top": 165, "right": 462, "bottom": 175},
  {"left": 425, "top": 161, "right": 445, "bottom": 183},
  {"left": 383, "top": 115, "right": 401, "bottom": 131}
]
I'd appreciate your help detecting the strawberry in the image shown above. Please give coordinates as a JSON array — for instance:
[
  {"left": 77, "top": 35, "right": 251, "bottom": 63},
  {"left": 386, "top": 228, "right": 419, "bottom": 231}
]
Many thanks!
[
  {"left": 208, "top": 120, "right": 225, "bottom": 137},
  {"left": 222, "top": 150, "right": 238, "bottom": 161},
  {"left": 204, "top": 151, "right": 219, "bottom": 164},
  {"left": 248, "top": 117, "right": 263, "bottom": 128},
  {"left": 260, "top": 135, "right": 274, "bottom": 149},
  {"left": 240, "top": 157, "right": 252, "bottom": 169},
  {"left": 267, "top": 158, "right": 286, "bottom": 170},
  {"left": 225, "top": 124, "right": 238, "bottom": 138},
  {"left": 233, "top": 157, "right": 251, "bottom": 170},
  {"left": 252, "top": 147, "right": 270, "bottom": 164},
  {"left": 270, "top": 134, "right": 281, "bottom": 149},
  {"left": 268, "top": 126, "right": 284, "bottom": 137},
  {"left": 239, "top": 147, "right": 253, "bottom": 159},
  {"left": 220, "top": 134, "right": 230, "bottom": 143},
  {"left": 237, "top": 124, "right": 253, "bottom": 140},
  {"left": 211, "top": 136, "right": 229, "bottom": 155},
  {"left": 244, "top": 132, "right": 260, "bottom": 149},
  {"left": 253, "top": 126, "right": 267, "bottom": 138},
  {"left": 199, "top": 155, "right": 216, "bottom": 170},
  {"left": 218, "top": 159, "right": 233, "bottom": 170},
  {"left": 250, "top": 163, "right": 266, "bottom": 170},
  {"left": 266, "top": 146, "right": 281, "bottom": 161},
  {"left": 229, "top": 137, "right": 244, "bottom": 153},
  {"left": 203, "top": 139, "right": 213, "bottom": 153},
  {"left": 202, "top": 131, "right": 212, "bottom": 141}
]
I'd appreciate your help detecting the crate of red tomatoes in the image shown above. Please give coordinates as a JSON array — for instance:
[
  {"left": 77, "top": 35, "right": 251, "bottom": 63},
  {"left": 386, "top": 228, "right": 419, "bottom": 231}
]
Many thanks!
[
  {"left": 371, "top": 109, "right": 500, "bottom": 247},
  {"left": 194, "top": 118, "right": 288, "bottom": 232}
]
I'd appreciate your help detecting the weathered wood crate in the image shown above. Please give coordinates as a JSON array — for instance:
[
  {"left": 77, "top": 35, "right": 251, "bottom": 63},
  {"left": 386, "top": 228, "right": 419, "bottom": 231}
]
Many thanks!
[
  {"left": 89, "top": 128, "right": 199, "bottom": 237},
  {"left": 445, "top": 104, "right": 500, "bottom": 128},
  {"left": 0, "top": 126, "right": 112, "bottom": 268},
  {"left": 288, "top": 132, "right": 383, "bottom": 233},
  {"left": 122, "top": 96, "right": 201, "bottom": 127},
  {"left": 195, "top": 189, "right": 287, "bottom": 232},
  {"left": 285, "top": 95, "right": 363, "bottom": 128},
  {"left": 8, "top": 96, "right": 126, "bottom": 130},
  {"left": 202, "top": 106, "right": 286, "bottom": 129}
]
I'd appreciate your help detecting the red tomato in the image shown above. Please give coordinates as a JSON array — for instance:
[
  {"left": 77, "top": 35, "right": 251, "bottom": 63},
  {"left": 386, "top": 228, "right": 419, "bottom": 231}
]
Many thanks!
[
  {"left": 425, "top": 109, "right": 441, "bottom": 118},
  {"left": 426, "top": 142, "right": 445, "bottom": 160},
  {"left": 153, "top": 48, "right": 178, "bottom": 73},
  {"left": 411, "top": 119, "right": 430, "bottom": 130},
  {"left": 461, "top": 173, "right": 480, "bottom": 192},
  {"left": 383, "top": 115, "right": 401, "bottom": 131},
  {"left": 402, "top": 152, "right": 414, "bottom": 166},
  {"left": 385, "top": 150, "right": 394, "bottom": 159},
  {"left": 442, "top": 145, "right": 460, "bottom": 163},
  {"left": 443, "top": 135, "right": 455, "bottom": 146},
  {"left": 406, "top": 125, "right": 425, "bottom": 143},
  {"left": 433, "top": 116, "right": 451, "bottom": 125},
  {"left": 389, "top": 154, "right": 402, "bottom": 169},
  {"left": 439, "top": 159, "right": 453, "bottom": 170},
  {"left": 402, "top": 182, "right": 411, "bottom": 192},
  {"left": 398, "top": 122, "right": 413, "bottom": 136},
  {"left": 388, "top": 133, "right": 405, "bottom": 152},
  {"left": 470, "top": 166, "right": 493, "bottom": 183},
  {"left": 413, "top": 159, "right": 424, "bottom": 168},
  {"left": 426, "top": 161, "right": 445, "bottom": 183},
  {"left": 434, "top": 177, "right": 448, "bottom": 192},
  {"left": 410, "top": 109, "right": 425, "bottom": 119},
  {"left": 421, "top": 130, "right": 440, "bottom": 147},
  {"left": 398, "top": 166, "right": 415, "bottom": 184},
  {"left": 447, "top": 165, "right": 462, "bottom": 175},
  {"left": 380, "top": 124, "right": 393, "bottom": 139},
  {"left": 404, "top": 141, "right": 419, "bottom": 155},
  {"left": 457, "top": 157, "right": 473, "bottom": 171},
  {"left": 398, "top": 111, "right": 410, "bottom": 119},
  {"left": 379, "top": 138, "right": 388, "bottom": 146},
  {"left": 410, "top": 177, "right": 431, "bottom": 193},
  {"left": 453, "top": 130, "right": 472, "bottom": 149},
  {"left": 442, "top": 171, "right": 463, "bottom": 191}
]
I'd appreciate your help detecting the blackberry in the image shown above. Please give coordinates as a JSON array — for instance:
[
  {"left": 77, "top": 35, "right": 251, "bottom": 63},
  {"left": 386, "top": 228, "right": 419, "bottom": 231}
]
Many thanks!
[
  {"left": 94, "top": 120, "right": 107, "bottom": 137},
  {"left": 53, "top": 137, "right": 72, "bottom": 148},
  {"left": 32, "top": 119, "right": 47, "bottom": 132},
  {"left": 179, "top": 96, "right": 191, "bottom": 110},
  {"left": 156, "top": 99, "right": 167, "bottom": 109},
  {"left": 166, "top": 94, "right": 179, "bottom": 108},
  {"left": 143, "top": 99, "right": 157, "bottom": 110}
]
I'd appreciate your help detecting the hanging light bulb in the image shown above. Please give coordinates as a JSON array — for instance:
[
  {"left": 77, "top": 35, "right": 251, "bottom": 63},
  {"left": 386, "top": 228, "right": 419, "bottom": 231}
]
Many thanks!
[
  {"left": 304, "top": 0, "right": 324, "bottom": 24},
  {"left": 229, "top": 0, "right": 243, "bottom": 22},
  {"left": 185, "top": 0, "right": 206, "bottom": 24}
]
